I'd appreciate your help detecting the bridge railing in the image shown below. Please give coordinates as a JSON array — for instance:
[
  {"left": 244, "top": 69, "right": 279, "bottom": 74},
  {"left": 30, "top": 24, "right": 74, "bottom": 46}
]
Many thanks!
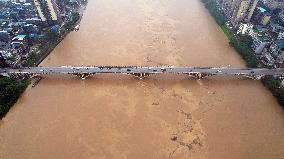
[{"left": 1, "top": 66, "right": 284, "bottom": 80}]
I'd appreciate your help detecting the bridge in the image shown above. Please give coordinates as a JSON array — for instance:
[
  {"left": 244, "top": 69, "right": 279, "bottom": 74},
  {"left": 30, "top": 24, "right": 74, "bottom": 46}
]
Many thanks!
[{"left": 0, "top": 66, "right": 284, "bottom": 80}]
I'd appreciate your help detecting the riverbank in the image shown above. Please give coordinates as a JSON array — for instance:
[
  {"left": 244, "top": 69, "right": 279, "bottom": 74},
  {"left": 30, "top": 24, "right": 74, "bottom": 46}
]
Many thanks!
[
  {"left": 0, "top": 2, "right": 88, "bottom": 119},
  {"left": 23, "top": 5, "right": 87, "bottom": 67},
  {"left": 33, "top": 11, "right": 85, "bottom": 66},
  {"left": 1, "top": 0, "right": 284, "bottom": 158},
  {"left": 0, "top": 78, "right": 29, "bottom": 119},
  {"left": 201, "top": 0, "right": 284, "bottom": 108},
  {"left": 30, "top": 30, "right": 72, "bottom": 67}
]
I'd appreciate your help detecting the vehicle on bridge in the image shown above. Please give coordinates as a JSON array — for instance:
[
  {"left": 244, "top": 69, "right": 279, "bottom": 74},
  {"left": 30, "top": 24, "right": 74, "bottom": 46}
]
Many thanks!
[{"left": 0, "top": 66, "right": 284, "bottom": 80}]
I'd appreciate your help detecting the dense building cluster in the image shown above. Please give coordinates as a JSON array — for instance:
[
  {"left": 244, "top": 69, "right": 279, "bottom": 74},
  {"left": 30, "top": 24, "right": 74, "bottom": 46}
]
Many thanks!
[
  {"left": 217, "top": 0, "right": 258, "bottom": 24},
  {"left": 216, "top": 0, "right": 284, "bottom": 68},
  {"left": 0, "top": 0, "right": 84, "bottom": 67}
]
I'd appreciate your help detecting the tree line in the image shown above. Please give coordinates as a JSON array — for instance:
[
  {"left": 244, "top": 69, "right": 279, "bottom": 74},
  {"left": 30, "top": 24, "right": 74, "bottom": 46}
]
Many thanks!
[{"left": 0, "top": 77, "right": 29, "bottom": 119}]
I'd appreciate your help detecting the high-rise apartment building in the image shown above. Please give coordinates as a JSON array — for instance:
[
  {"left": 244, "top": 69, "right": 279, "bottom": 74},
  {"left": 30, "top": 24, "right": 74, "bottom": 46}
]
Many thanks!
[
  {"left": 34, "top": 0, "right": 62, "bottom": 25},
  {"left": 218, "top": 0, "right": 259, "bottom": 25}
]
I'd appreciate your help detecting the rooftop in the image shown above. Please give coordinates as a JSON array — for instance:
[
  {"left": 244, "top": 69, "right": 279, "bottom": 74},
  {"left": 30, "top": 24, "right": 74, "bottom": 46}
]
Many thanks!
[
  {"left": 12, "top": 34, "right": 26, "bottom": 41},
  {"left": 257, "top": 7, "right": 267, "bottom": 13},
  {"left": 276, "top": 39, "right": 284, "bottom": 50}
]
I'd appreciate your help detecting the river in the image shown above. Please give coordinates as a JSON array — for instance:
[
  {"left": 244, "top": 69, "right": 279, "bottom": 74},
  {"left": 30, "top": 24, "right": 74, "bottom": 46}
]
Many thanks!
[{"left": 0, "top": 0, "right": 284, "bottom": 158}]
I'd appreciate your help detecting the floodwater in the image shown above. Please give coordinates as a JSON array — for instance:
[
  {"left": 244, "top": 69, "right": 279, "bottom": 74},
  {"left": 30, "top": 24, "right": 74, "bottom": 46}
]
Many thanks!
[{"left": 1, "top": 0, "right": 284, "bottom": 158}]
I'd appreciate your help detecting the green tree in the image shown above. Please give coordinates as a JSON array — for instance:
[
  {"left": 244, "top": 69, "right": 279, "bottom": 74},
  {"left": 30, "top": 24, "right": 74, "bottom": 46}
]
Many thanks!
[
  {"left": 0, "top": 77, "right": 29, "bottom": 118},
  {"left": 45, "top": 31, "right": 60, "bottom": 43},
  {"left": 65, "top": 12, "right": 81, "bottom": 30}
]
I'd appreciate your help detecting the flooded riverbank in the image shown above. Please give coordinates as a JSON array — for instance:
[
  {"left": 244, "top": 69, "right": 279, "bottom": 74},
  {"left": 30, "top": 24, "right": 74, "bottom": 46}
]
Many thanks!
[{"left": 0, "top": 0, "right": 283, "bottom": 158}]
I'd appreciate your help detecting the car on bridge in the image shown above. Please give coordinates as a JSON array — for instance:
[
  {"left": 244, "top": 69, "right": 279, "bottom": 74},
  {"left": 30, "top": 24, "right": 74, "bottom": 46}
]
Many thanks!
[{"left": 216, "top": 70, "right": 221, "bottom": 73}]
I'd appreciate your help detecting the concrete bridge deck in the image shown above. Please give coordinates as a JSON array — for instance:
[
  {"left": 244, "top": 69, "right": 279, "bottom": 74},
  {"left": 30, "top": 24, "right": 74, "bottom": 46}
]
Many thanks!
[{"left": 1, "top": 66, "right": 284, "bottom": 80}]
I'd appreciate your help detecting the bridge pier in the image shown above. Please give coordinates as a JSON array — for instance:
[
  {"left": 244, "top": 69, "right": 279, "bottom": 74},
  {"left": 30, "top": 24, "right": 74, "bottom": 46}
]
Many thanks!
[
  {"left": 27, "top": 73, "right": 40, "bottom": 79},
  {"left": 241, "top": 74, "right": 264, "bottom": 80},
  {"left": 72, "top": 73, "right": 93, "bottom": 79},
  {"left": 188, "top": 73, "right": 213, "bottom": 80},
  {"left": 129, "top": 73, "right": 151, "bottom": 79},
  {"left": 8, "top": 73, "right": 18, "bottom": 78}
]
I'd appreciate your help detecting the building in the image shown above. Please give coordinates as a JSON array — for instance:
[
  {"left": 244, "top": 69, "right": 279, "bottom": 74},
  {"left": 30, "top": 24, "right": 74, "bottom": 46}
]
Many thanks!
[
  {"left": 34, "top": 0, "right": 62, "bottom": 25},
  {"left": 252, "top": 7, "right": 271, "bottom": 25},
  {"left": 269, "top": 22, "right": 284, "bottom": 35},
  {"left": 277, "top": 31, "right": 284, "bottom": 40},
  {"left": 269, "top": 39, "right": 284, "bottom": 57},
  {"left": 252, "top": 36, "right": 270, "bottom": 54},
  {"left": 267, "top": 39, "right": 284, "bottom": 67},
  {"left": 260, "top": 52, "right": 275, "bottom": 65},
  {"left": 262, "top": 0, "right": 284, "bottom": 10},
  {"left": 11, "top": 34, "right": 28, "bottom": 54},
  {"left": 275, "top": 51, "right": 284, "bottom": 66},
  {"left": 219, "top": 0, "right": 259, "bottom": 25},
  {"left": 279, "top": 10, "right": 284, "bottom": 21},
  {"left": 0, "top": 31, "right": 10, "bottom": 51},
  {"left": 261, "top": 12, "right": 271, "bottom": 25}
]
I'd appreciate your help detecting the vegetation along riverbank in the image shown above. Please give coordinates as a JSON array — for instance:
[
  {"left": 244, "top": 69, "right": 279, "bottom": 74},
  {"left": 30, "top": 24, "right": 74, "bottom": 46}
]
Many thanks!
[
  {"left": 201, "top": 0, "right": 284, "bottom": 108},
  {"left": 0, "top": 0, "right": 87, "bottom": 119}
]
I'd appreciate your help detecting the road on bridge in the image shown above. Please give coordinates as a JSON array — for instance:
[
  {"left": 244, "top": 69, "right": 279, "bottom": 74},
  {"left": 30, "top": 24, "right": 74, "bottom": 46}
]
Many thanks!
[
  {"left": 0, "top": 66, "right": 284, "bottom": 75},
  {"left": 1, "top": 66, "right": 284, "bottom": 79}
]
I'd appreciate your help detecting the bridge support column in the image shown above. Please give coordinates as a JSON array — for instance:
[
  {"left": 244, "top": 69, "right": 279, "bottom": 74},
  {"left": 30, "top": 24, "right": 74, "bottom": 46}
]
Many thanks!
[
  {"left": 9, "top": 73, "right": 18, "bottom": 78},
  {"left": 188, "top": 73, "right": 212, "bottom": 80},
  {"left": 242, "top": 75, "right": 264, "bottom": 80},
  {"left": 129, "top": 73, "right": 151, "bottom": 79},
  {"left": 73, "top": 73, "right": 93, "bottom": 79},
  {"left": 27, "top": 73, "right": 40, "bottom": 79},
  {"left": 254, "top": 75, "right": 264, "bottom": 80}
]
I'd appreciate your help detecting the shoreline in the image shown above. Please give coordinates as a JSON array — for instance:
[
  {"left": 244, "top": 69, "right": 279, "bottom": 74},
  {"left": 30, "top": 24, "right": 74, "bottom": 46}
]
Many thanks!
[
  {"left": 34, "top": 30, "right": 71, "bottom": 66},
  {"left": 201, "top": 0, "right": 284, "bottom": 108},
  {"left": 0, "top": 2, "right": 88, "bottom": 119},
  {"left": 34, "top": 2, "right": 87, "bottom": 67}
]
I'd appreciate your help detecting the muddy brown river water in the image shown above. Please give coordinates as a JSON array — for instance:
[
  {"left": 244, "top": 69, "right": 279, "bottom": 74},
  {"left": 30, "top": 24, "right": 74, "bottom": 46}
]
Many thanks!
[{"left": 0, "top": 0, "right": 284, "bottom": 158}]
